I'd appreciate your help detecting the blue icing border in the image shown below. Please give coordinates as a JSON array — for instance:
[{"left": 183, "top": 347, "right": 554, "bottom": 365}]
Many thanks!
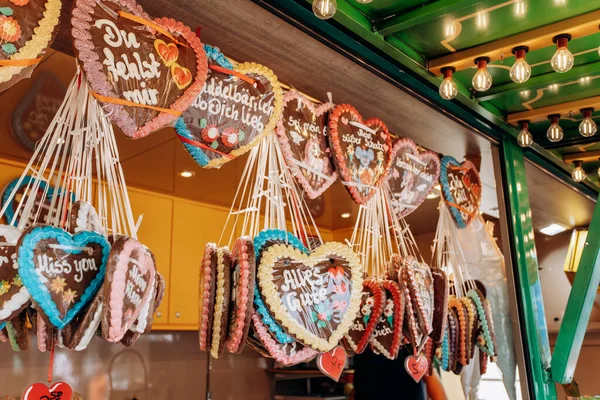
[
  {"left": 0, "top": 321, "right": 5, "bottom": 330},
  {"left": 18, "top": 225, "right": 110, "bottom": 329},
  {"left": 175, "top": 44, "right": 234, "bottom": 168},
  {"left": 253, "top": 229, "right": 308, "bottom": 344},
  {"left": 1, "top": 176, "right": 75, "bottom": 227},
  {"left": 440, "top": 156, "right": 467, "bottom": 229}
]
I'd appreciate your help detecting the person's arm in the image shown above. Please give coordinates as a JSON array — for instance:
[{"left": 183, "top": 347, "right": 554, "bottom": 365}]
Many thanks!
[{"left": 424, "top": 370, "right": 448, "bottom": 400}]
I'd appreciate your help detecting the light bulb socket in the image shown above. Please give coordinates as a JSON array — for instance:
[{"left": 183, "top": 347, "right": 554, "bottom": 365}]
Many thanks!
[
  {"left": 553, "top": 33, "right": 572, "bottom": 48},
  {"left": 548, "top": 114, "right": 561, "bottom": 124},
  {"left": 574, "top": 160, "right": 583, "bottom": 167},
  {"left": 441, "top": 66, "right": 456, "bottom": 79},
  {"left": 581, "top": 107, "right": 594, "bottom": 118},
  {"left": 474, "top": 56, "right": 491, "bottom": 69},
  {"left": 518, "top": 120, "right": 530, "bottom": 130},
  {"left": 512, "top": 46, "right": 529, "bottom": 59}
]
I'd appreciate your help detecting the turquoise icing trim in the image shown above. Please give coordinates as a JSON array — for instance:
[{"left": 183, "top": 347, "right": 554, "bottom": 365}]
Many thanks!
[
  {"left": 18, "top": 225, "right": 110, "bottom": 329},
  {"left": 1, "top": 176, "right": 75, "bottom": 227},
  {"left": 440, "top": 156, "right": 467, "bottom": 229},
  {"left": 253, "top": 229, "right": 308, "bottom": 344},
  {"left": 174, "top": 44, "right": 233, "bottom": 168},
  {"left": 0, "top": 321, "right": 5, "bottom": 330},
  {"left": 467, "top": 289, "right": 495, "bottom": 357},
  {"left": 441, "top": 327, "right": 449, "bottom": 371}
]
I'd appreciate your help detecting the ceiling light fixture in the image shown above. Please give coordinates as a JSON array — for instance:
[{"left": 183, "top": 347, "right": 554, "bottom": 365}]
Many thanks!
[
  {"left": 547, "top": 114, "right": 564, "bottom": 142},
  {"left": 510, "top": 46, "right": 531, "bottom": 83},
  {"left": 472, "top": 57, "right": 492, "bottom": 92},
  {"left": 579, "top": 108, "right": 597, "bottom": 137},
  {"left": 179, "top": 170, "right": 195, "bottom": 178},
  {"left": 312, "top": 0, "right": 337, "bottom": 20},
  {"left": 571, "top": 160, "right": 586, "bottom": 182},
  {"left": 540, "top": 223, "right": 568, "bottom": 236},
  {"left": 551, "top": 34, "right": 574, "bottom": 73},
  {"left": 517, "top": 120, "right": 533, "bottom": 147},
  {"left": 355, "top": 0, "right": 372, "bottom": 3},
  {"left": 439, "top": 67, "right": 458, "bottom": 100},
  {"left": 341, "top": 212, "right": 351, "bottom": 219},
  {"left": 513, "top": 1, "right": 526, "bottom": 17}
]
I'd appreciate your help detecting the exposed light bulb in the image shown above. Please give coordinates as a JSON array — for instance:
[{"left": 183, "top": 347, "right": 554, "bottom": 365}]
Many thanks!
[
  {"left": 517, "top": 120, "right": 533, "bottom": 147},
  {"left": 597, "top": 164, "right": 600, "bottom": 179},
  {"left": 514, "top": 1, "right": 526, "bottom": 17},
  {"left": 312, "top": 0, "right": 337, "bottom": 19},
  {"left": 547, "top": 114, "right": 564, "bottom": 142},
  {"left": 355, "top": 0, "right": 373, "bottom": 3},
  {"left": 439, "top": 67, "right": 458, "bottom": 100},
  {"left": 472, "top": 57, "right": 492, "bottom": 92},
  {"left": 579, "top": 108, "right": 597, "bottom": 137},
  {"left": 571, "top": 161, "right": 586, "bottom": 182},
  {"left": 510, "top": 46, "right": 531, "bottom": 83},
  {"left": 551, "top": 34, "right": 574, "bottom": 73}
]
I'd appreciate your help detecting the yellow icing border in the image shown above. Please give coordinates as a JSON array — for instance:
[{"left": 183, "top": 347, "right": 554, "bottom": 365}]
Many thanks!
[
  {"left": 206, "top": 62, "right": 284, "bottom": 168},
  {"left": 0, "top": 0, "right": 61, "bottom": 83},
  {"left": 210, "top": 246, "right": 229, "bottom": 358},
  {"left": 257, "top": 242, "right": 363, "bottom": 353}
]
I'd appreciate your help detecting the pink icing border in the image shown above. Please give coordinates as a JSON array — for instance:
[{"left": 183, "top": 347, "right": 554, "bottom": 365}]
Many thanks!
[
  {"left": 37, "top": 313, "right": 49, "bottom": 352},
  {"left": 328, "top": 104, "right": 392, "bottom": 205},
  {"left": 199, "top": 243, "right": 216, "bottom": 351},
  {"left": 225, "top": 239, "right": 251, "bottom": 353},
  {"left": 71, "top": 0, "right": 208, "bottom": 139},
  {"left": 275, "top": 90, "right": 337, "bottom": 199},
  {"left": 106, "top": 237, "right": 156, "bottom": 342},
  {"left": 388, "top": 137, "right": 440, "bottom": 218},
  {"left": 251, "top": 312, "right": 317, "bottom": 366}
]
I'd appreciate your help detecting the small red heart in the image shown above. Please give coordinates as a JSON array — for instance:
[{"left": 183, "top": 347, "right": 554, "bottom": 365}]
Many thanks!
[
  {"left": 404, "top": 354, "right": 428, "bottom": 383},
  {"left": 23, "top": 382, "right": 73, "bottom": 400},
  {"left": 154, "top": 39, "right": 179, "bottom": 67},
  {"left": 171, "top": 63, "right": 193, "bottom": 89},
  {"left": 317, "top": 345, "right": 347, "bottom": 382}
]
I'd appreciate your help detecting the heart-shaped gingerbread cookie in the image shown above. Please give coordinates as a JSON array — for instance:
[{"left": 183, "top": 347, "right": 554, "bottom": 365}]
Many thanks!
[
  {"left": 176, "top": 45, "right": 283, "bottom": 168},
  {"left": 209, "top": 245, "right": 231, "bottom": 359},
  {"left": 0, "top": 225, "right": 29, "bottom": 323},
  {"left": 71, "top": 0, "right": 208, "bottom": 139},
  {"left": 0, "top": 0, "right": 61, "bottom": 93},
  {"left": 102, "top": 236, "right": 156, "bottom": 342},
  {"left": 328, "top": 104, "right": 392, "bottom": 204},
  {"left": 317, "top": 345, "right": 347, "bottom": 382},
  {"left": 430, "top": 268, "right": 448, "bottom": 342},
  {"left": 69, "top": 201, "right": 105, "bottom": 235},
  {"left": 17, "top": 225, "right": 110, "bottom": 329},
  {"left": 403, "top": 256, "right": 434, "bottom": 336},
  {"left": 257, "top": 239, "right": 362, "bottom": 352},
  {"left": 23, "top": 382, "right": 73, "bottom": 400},
  {"left": 387, "top": 138, "right": 440, "bottom": 218},
  {"left": 276, "top": 90, "right": 336, "bottom": 199},
  {"left": 344, "top": 279, "right": 385, "bottom": 355},
  {"left": 369, "top": 280, "right": 404, "bottom": 360},
  {"left": 440, "top": 156, "right": 482, "bottom": 228},
  {"left": 198, "top": 243, "right": 217, "bottom": 351}
]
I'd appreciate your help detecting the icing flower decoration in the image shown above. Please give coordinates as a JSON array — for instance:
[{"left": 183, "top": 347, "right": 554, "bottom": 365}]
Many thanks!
[
  {"left": 0, "top": 16, "right": 21, "bottom": 43},
  {"left": 347, "top": 145, "right": 354, "bottom": 161},
  {"left": 333, "top": 282, "right": 347, "bottom": 295},
  {"left": 12, "top": 275, "right": 22, "bottom": 287},
  {"left": 0, "top": 280, "right": 9, "bottom": 295},
  {"left": 360, "top": 169, "right": 374, "bottom": 185},
  {"left": 63, "top": 289, "right": 78, "bottom": 305},
  {"left": 201, "top": 125, "right": 219, "bottom": 143},
  {"left": 328, "top": 266, "right": 344, "bottom": 279},
  {"left": 365, "top": 297, "right": 375, "bottom": 307},
  {"left": 221, "top": 127, "right": 239, "bottom": 148},
  {"left": 333, "top": 300, "right": 347, "bottom": 311},
  {"left": 9, "top": 0, "right": 29, "bottom": 5},
  {"left": 361, "top": 304, "right": 371, "bottom": 316},
  {"left": 50, "top": 277, "right": 66, "bottom": 294},
  {"left": 384, "top": 299, "right": 394, "bottom": 325},
  {"left": 311, "top": 304, "right": 332, "bottom": 328}
]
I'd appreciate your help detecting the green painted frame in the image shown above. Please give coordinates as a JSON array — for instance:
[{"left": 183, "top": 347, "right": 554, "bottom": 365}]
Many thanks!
[
  {"left": 551, "top": 193, "right": 600, "bottom": 384},
  {"left": 500, "top": 137, "right": 557, "bottom": 399}
]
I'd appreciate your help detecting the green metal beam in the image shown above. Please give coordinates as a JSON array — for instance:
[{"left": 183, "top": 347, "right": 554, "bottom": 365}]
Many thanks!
[
  {"left": 536, "top": 129, "right": 600, "bottom": 150},
  {"left": 501, "top": 137, "right": 557, "bottom": 399},
  {"left": 551, "top": 193, "right": 600, "bottom": 384},
  {"left": 374, "top": 0, "right": 473, "bottom": 36},
  {"left": 477, "top": 61, "right": 600, "bottom": 102}
]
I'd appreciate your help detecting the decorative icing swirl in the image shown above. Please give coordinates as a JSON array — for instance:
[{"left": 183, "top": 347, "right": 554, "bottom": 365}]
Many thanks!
[{"left": 210, "top": 246, "right": 229, "bottom": 358}]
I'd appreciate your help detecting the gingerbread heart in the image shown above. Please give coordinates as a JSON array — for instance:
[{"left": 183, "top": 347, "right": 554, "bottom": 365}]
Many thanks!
[
  {"left": 440, "top": 157, "right": 482, "bottom": 228},
  {"left": 69, "top": 201, "right": 105, "bottom": 235},
  {"left": 176, "top": 45, "right": 283, "bottom": 168},
  {"left": 328, "top": 104, "right": 392, "bottom": 204},
  {"left": 404, "top": 354, "right": 429, "bottom": 383},
  {"left": 0, "top": 225, "right": 29, "bottom": 323},
  {"left": 257, "top": 237, "right": 362, "bottom": 352},
  {"left": 17, "top": 225, "right": 110, "bottom": 329},
  {"left": 209, "top": 246, "right": 231, "bottom": 359},
  {"left": 23, "top": 382, "right": 73, "bottom": 400},
  {"left": 226, "top": 237, "right": 256, "bottom": 354},
  {"left": 369, "top": 280, "right": 404, "bottom": 360},
  {"left": 276, "top": 90, "right": 336, "bottom": 198},
  {"left": 62, "top": 287, "right": 103, "bottom": 351},
  {"left": 0, "top": 0, "right": 61, "bottom": 93},
  {"left": 387, "top": 138, "right": 440, "bottom": 218},
  {"left": 102, "top": 236, "right": 156, "bottom": 342},
  {"left": 198, "top": 243, "right": 217, "bottom": 351},
  {"left": 344, "top": 279, "right": 385, "bottom": 355},
  {"left": 6, "top": 309, "right": 28, "bottom": 351},
  {"left": 430, "top": 268, "right": 448, "bottom": 342},
  {"left": 317, "top": 345, "right": 347, "bottom": 382},
  {"left": 71, "top": 0, "right": 208, "bottom": 139},
  {"left": 403, "top": 256, "right": 434, "bottom": 336},
  {"left": 251, "top": 311, "right": 318, "bottom": 366},
  {"left": 1, "top": 175, "right": 74, "bottom": 228}
]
